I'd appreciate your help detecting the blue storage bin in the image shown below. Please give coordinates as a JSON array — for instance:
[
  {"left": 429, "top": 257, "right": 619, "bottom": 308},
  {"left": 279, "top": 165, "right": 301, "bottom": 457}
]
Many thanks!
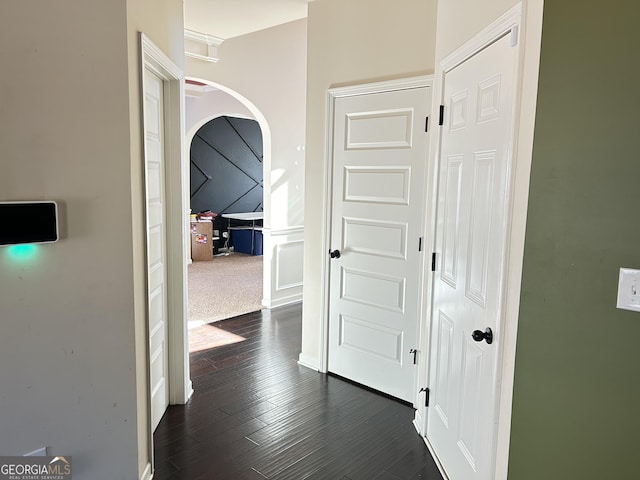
[{"left": 231, "top": 228, "right": 263, "bottom": 255}]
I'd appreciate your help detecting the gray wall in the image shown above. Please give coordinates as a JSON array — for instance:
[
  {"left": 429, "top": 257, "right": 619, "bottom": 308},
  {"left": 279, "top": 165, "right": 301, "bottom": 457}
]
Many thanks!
[{"left": 0, "top": 0, "right": 184, "bottom": 477}]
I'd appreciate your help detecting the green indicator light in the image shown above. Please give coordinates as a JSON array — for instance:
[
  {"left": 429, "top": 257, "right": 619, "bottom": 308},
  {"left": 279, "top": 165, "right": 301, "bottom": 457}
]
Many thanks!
[{"left": 6, "top": 244, "right": 39, "bottom": 261}]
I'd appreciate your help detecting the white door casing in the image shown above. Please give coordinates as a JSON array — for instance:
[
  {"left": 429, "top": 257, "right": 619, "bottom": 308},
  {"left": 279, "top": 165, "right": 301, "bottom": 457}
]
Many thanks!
[
  {"left": 425, "top": 20, "right": 520, "bottom": 480},
  {"left": 140, "top": 34, "right": 192, "bottom": 444},
  {"left": 325, "top": 78, "right": 432, "bottom": 403}
]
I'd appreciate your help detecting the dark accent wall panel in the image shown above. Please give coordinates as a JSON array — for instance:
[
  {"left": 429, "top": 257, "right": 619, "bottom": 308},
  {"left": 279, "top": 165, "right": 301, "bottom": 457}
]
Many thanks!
[{"left": 190, "top": 116, "right": 263, "bottom": 216}]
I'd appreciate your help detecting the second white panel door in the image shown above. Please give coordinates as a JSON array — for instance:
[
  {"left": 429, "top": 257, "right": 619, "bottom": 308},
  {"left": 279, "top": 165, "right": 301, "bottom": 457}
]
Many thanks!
[
  {"left": 427, "top": 31, "right": 519, "bottom": 480},
  {"left": 328, "top": 85, "right": 431, "bottom": 403}
]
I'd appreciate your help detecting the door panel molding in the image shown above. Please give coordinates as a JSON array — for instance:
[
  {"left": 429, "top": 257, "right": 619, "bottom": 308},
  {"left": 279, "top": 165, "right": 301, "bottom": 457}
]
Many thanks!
[{"left": 344, "top": 166, "right": 411, "bottom": 205}]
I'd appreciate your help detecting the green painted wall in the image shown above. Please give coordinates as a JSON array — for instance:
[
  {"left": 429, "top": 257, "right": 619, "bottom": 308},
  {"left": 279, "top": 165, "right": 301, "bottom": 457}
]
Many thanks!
[{"left": 508, "top": 2, "right": 640, "bottom": 478}]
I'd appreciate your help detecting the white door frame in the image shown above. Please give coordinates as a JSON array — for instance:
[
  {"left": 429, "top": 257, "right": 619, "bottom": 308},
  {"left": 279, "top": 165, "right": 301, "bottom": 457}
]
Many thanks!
[
  {"left": 140, "top": 31, "right": 192, "bottom": 463},
  {"left": 416, "top": 3, "right": 542, "bottom": 480},
  {"left": 318, "top": 76, "right": 433, "bottom": 379}
]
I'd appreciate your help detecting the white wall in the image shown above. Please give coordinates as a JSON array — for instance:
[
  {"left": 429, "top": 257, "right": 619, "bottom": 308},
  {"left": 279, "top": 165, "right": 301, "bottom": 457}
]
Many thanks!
[
  {"left": 301, "top": 0, "right": 437, "bottom": 366},
  {"left": 435, "top": 0, "right": 524, "bottom": 60},
  {"left": 186, "top": 19, "right": 307, "bottom": 308},
  {"left": 0, "top": 1, "right": 184, "bottom": 478},
  {"left": 185, "top": 90, "right": 255, "bottom": 136},
  {"left": 186, "top": 19, "right": 307, "bottom": 231}
]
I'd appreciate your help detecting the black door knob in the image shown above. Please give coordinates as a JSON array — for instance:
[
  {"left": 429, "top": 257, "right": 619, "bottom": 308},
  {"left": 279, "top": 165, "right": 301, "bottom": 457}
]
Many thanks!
[
  {"left": 329, "top": 249, "right": 341, "bottom": 259},
  {"left": 471, "top": 327, "right": 493, "bottom": 344}
]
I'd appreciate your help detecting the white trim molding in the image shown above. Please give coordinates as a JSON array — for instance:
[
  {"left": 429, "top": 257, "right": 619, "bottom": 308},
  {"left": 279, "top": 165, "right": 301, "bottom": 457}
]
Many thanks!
[
  {"left": 140, "top": 33, "right": 191, "bottom": 407},
  {"left": 297, "top": 352, "right": 320, "bottom": 372},
  {"left": 184, "top": 29, "right": 224, "bottom": 63},
  {"left": 140, "top": 463, "right": 153, "bottom": 480},
  {"left": 140, "top": 31, "right": 191, "bottom": 477},
  {"left": 184, "top": 81, "right": 219, "bottom": 98},
  {"left": 328, "top": 75, "right": 434, "bottom": 98},
  {"left": 262, "top": 226, "right": 304, "bottom": 309},
  {"left": 440, "top": 3, "right": 522, "bottom": 73}
]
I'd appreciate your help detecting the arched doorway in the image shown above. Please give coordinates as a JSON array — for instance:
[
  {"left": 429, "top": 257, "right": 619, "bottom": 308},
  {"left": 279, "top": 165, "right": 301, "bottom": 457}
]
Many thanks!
[{"left": 183, "top": 79, "right": 272, "bottom": 350}]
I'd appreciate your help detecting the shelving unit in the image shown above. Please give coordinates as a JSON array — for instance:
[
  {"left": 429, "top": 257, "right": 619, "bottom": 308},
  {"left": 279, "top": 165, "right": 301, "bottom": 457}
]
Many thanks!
[{"left": 190, "top": 221, "right": 219, "bottom": 261}]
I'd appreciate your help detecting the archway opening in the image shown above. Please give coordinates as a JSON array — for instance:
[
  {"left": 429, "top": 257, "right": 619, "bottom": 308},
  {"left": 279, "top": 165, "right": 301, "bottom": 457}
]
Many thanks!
[{"left": 184, "top": 78, "right": 271, "bottom": 351}]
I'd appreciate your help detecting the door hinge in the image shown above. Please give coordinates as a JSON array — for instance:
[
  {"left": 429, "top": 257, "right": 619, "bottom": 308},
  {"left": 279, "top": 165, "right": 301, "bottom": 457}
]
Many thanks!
[
  {"left": 431, "top": 252, "right": 436, "bottom": 272},
  {"left": 418, "top": 237, "right": 423, "bottom": 252},
  {"left": 409, "top": 348, "right": 418, "bottom": 365},
  {"left": 438, "top": 105, "right": 444, "bottom": 126},
  {"left": 419, "top": 387, "right": 430, "bottom": 407},
  {"left": 425, "top": 116, "right": 429, "bottom": 132}
]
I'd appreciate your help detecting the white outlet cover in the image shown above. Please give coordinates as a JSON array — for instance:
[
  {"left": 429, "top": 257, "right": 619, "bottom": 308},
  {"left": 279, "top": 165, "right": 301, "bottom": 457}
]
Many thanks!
[{"left": 616, "top": 268, "right": 640, "bottom": 312}]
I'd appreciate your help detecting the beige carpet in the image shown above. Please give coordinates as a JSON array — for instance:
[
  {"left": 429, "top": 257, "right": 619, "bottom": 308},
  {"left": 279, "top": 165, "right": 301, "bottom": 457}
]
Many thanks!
[{"left": 188, "top": 253, "right": 263, "bottom": 325}]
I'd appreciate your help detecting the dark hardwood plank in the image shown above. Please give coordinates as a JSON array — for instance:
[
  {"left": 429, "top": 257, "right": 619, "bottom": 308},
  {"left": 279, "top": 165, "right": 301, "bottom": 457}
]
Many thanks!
[{"left": 153, "top": 304, "right": 443, "bottom": 480}]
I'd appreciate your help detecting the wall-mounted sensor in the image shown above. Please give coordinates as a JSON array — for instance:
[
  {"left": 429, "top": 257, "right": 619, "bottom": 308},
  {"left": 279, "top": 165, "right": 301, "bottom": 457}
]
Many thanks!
[{"left": 0, "top": 201, "right": 59, "bottom": 246}]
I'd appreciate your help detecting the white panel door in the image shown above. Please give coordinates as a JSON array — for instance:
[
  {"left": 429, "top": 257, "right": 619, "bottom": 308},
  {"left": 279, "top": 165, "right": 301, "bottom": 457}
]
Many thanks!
[
  {"left": 328, "top": 85, "right": 431, "bottom": 402},
  {"left": 427, "top": 32, "right": 518, "bottom": 480},
  {"left": 144, "top": 68, "right": 170, "bottom": 430}
]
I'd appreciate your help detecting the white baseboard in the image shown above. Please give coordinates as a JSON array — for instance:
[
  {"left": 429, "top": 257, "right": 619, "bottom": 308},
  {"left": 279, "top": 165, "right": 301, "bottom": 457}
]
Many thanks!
[
  {"left": 262, "top": 293, "right": 302, "bottom": 309},
  {"left": 420, "top": 434, "right": 449, "bottom": 480},
  {"left": 412, "top": 418, "right": 421, "bottom": 435},
  {"left": 413, "top": 410, "right": 424, "bottom": 435},
  {"left": 297, "top": 353, "right": 320, "bottom": 371},
  {"left": 186, "top": 380, "right": 194, "bottom": 401},
  {"left": 140, "top": 462, "right": 153, "bottom": 480}
]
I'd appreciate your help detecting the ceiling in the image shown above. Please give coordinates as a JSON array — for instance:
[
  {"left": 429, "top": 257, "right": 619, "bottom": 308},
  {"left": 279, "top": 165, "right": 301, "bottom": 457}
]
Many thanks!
[{"left": 184, "top": 0, "right": 310, "bottom": 40}]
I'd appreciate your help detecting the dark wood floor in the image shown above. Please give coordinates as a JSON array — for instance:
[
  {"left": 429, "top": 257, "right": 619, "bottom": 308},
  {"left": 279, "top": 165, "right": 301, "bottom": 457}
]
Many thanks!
[{"left": 153, "top": 304, "right": 443, "bottom": 480}]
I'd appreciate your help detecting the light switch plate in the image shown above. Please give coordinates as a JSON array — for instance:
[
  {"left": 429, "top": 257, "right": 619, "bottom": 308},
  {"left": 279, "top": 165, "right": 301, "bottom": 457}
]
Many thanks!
[{"left": 616, "top": 268, "right": 640, "bottom": 312}]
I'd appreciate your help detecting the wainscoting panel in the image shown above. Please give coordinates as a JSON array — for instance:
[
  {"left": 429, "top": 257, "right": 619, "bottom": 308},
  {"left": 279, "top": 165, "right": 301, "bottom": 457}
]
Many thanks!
[{"left": 262, "top": 227, "right": 304, "bottom": 308}]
